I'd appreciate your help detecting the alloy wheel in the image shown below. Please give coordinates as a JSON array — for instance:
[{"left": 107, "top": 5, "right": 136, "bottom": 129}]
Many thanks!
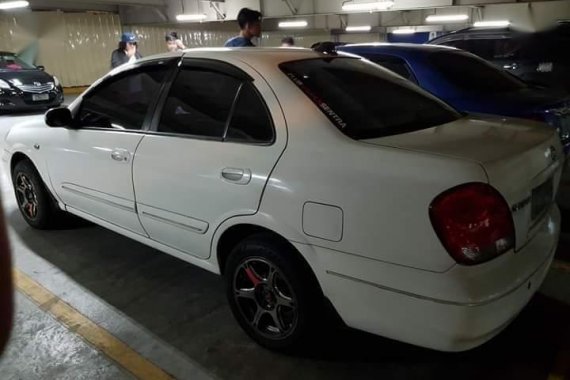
[
  {"left": 15, "top": 173, "right": 39, "bottom": 220},
  {"left": 233, "top": 257, "right": 298, "bottom": 340}
]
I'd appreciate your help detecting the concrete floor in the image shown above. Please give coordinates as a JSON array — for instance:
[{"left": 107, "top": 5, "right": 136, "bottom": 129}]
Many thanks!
[{"left": 0, "top": 103, "right": 569, "bottom": 380}]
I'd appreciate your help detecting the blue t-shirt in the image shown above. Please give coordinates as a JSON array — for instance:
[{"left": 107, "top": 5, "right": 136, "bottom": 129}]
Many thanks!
[{"left": 224, "top": 36, "right": 255, "bottom": 47}]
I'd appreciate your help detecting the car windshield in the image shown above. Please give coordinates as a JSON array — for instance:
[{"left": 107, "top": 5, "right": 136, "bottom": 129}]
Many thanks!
[
  {"left": 430, "top": 51, "right": 527, "bottom": 93},
  {"left": 280, "top": 57, "right": 461, "bottom": 140},
  {"left": 0, "top": 54, "right": 35, "bottom": 70}
]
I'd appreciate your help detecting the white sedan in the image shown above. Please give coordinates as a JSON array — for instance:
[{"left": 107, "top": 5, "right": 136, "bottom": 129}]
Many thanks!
[{"left": 3, "top": 48, "right": 563, "bottom": 352}]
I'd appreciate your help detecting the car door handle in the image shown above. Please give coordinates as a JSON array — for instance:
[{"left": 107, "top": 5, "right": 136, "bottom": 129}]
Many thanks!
[
  {"left": 503, "top": 63, "right": 518, "bottom": 70},
  {"left": 111, "top": 149, "right": 130, "bottom": 162},
  {"left": 221, "top": 168, "right": 252, "bottom": 185}
]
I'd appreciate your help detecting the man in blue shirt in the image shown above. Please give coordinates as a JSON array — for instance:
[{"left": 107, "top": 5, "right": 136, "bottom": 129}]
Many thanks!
[{"left": 224, "top": 8, "right": 262, "bottom": 47}]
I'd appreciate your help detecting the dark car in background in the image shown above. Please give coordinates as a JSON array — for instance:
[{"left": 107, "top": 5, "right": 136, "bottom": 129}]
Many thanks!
[
  {"left": 337, "top": 43, "right": 570, "bottom": 153},
  {"left": 0, "top": 52, "right": 63, "bottom": 113},
  {"left": 427, "top": 22, "right": 570, "bottom": 93}
]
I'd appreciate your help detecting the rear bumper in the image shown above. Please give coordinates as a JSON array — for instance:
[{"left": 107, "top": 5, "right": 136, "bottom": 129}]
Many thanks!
[{"left": 298, "top": 205, "right": 560, "bottom": 352}]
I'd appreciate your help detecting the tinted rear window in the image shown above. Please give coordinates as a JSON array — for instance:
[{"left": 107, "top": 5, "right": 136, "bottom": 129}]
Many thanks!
[
  {"left": 430, "top": 51, "right": 527, "bottom": 93},
  {"left": 280, "top": 57, "right": 460, "bottom": 140}
]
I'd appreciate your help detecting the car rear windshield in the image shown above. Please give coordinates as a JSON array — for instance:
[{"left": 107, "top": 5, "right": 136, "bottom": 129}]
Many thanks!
[
  {"left": 430, "top": 51, "right": 527, "bottom": 93},
  {"left": 279, "top": 57, "right": 460, "bottom": 140},
  {"left": 0, "top": 54, "right": 35, "bottom": 70}
]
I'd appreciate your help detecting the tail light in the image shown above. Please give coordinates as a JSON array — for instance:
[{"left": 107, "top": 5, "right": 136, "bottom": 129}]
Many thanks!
[{"left": 429, "top": 183, "right": 515, "bottom": 266}]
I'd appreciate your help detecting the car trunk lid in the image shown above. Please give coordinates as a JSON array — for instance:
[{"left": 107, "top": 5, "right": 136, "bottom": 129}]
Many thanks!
[{"left": 363, "top": 115, "right": 563, "bottom": 250}]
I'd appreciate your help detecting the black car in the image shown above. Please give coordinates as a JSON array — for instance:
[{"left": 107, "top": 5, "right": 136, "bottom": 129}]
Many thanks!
[
  {"left": 427, "top": 22, "right": 570, "bottom": 93},
  {"left": 0, "top": 52, "right": 63, "bottom": 113}
]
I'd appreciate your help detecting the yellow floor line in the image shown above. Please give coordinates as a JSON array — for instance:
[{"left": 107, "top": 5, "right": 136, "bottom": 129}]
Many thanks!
[
  {"left": 548, "top": 349, "right": 570, "bottom": 380},
  {"left": 13, "top": 269, "right": 174, "bottom": 380},
  {"left": 552, "top": 260, "right": 570, "bottom": 273}
]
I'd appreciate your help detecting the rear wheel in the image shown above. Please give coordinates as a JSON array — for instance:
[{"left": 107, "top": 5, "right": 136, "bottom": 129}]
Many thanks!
[
  {"left": 225, "top": 234, "right": 323, "bottom": 351},
  {"left": 12, "top": 160, "right": 64, "bottom": 229}
]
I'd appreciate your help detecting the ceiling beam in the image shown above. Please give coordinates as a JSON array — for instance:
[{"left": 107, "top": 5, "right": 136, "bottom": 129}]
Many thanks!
[{"left": 30, "top": 0, "right": 165, "bottom": 11}]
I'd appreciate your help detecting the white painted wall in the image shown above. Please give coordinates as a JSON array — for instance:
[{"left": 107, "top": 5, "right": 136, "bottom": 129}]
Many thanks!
[
  {"left": 338, "top": 32, "right": 384, "bottom": 44},
  {"left": 0, "top": 12, "right": 120, "bottom": 87}
]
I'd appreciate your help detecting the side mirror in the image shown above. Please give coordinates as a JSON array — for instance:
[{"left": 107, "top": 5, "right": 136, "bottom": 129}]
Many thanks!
[
  {"left": 37, "top": 65, "right": 45, "bottom": 71},
  {"left": 45, "top": 107, "right": 72, "bottom": 127}
]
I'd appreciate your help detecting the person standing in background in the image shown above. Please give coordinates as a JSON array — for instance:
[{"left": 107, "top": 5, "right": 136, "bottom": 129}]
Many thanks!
[
  {"left": 111, "top": 32, "right": 142, "bottom": 69},
  {"left": 281, "top": 36, "right": 295, "bottom": 47},
  {"left": 224, "top": 8, "right": 262, "bottom": 47},
  {"left": 165, "top": 32, "right": 186, "bottom": 52}
]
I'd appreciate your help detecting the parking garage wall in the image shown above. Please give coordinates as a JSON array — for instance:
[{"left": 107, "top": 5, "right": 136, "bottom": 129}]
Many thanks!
[
  {"left": 0, "top": 11, "right": 121, "bottom": 87},
  {"left": 125, "top": 23, "right": 332, "bottom": 54}
]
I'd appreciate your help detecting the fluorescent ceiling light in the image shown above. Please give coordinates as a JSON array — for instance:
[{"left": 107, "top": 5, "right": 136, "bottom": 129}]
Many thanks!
[
  {"left": 346, "top": 25, "right": 372, "bottom": 32},
  {"left": 392, "top": 28, "right": 416, "bottom": 34},
  {"left": 342, "top": 1, "right": 394, "bottom": 12},
  {"left": 0, "top": 1, "right": 29, "bottom": 10},
  {"left": 473, "top": 20, "right": 510, "bottom": 27},
  {"left": 176, "top": 14, "right": 207, "bottom": 22},
  {"left": 278, "top": 20, "right": 308, "bottom": 28},
  {"left": 426, "top": 14, "right": 469, "bottom": 23}
]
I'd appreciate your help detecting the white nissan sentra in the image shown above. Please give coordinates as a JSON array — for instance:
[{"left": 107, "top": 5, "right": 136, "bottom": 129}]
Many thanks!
[{"left": 3, "top": 48, "right": 562, "bottom": 352}]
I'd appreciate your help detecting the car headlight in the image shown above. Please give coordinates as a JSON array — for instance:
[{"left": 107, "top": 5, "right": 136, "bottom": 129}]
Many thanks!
[
  {"left": 0, "top": 80, "right": 11, "bottom": 90},
  {"left": 53, "top": 76, "right": 60, "bottom": 87}
]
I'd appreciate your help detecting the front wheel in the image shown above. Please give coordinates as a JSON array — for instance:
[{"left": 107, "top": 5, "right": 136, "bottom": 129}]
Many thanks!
[
  {"left": 225, "top": 235, "right": 323, "bottom": 351},
  {"left": 12, "top": 160, "right": 62, "bottom": 229}
]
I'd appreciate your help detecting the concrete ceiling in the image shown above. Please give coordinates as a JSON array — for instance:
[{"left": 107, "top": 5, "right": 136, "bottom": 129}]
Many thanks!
[
  {"left": 21, "top": 0, "right": 570, "bottom": 30},
  {"left": 27, "top": 0, "right": 562, "bottom": 13}
]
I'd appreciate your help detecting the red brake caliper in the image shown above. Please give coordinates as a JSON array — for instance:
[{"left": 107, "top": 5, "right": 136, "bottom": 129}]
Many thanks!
[{"left": 244, "top": 267, "right": 261, "bottom": 287}]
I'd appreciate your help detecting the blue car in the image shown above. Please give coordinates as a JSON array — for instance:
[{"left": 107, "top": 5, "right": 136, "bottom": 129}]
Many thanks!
[{"left": 337, "top": 43, "right": 570, "bottom": 152}]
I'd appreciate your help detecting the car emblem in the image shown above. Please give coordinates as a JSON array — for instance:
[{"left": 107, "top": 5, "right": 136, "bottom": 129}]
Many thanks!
[
  {"left": 34, "top": 82, "right": 41, "bottom": 86},
  {"left": 545, "top": 146, "right": 557, "bottom": 164}
]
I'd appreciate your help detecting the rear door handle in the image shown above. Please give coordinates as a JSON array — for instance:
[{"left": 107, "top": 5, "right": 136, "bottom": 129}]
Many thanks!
[
  {"left": 221, "top": 168, "right": 252, "bottom": 185},
  {"left": 111, "top": 149, "right": 130, "bottom": 163}
]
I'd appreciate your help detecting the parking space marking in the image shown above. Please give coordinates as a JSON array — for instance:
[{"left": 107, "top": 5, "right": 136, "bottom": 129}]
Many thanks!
[{"left": 13, "top": 269, "right": 175, "bottom": 380}]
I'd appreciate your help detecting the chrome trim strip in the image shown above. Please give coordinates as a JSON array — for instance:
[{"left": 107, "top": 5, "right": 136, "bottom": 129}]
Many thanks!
[
  {"left": 61, "top": 185, "right": 135, "bottom": 213},
  {"left": 141, "top": 211, "right": 207, "bottom": 234},
  {"left": 326, "top": 251, "right": 553, "bottom": 307}
]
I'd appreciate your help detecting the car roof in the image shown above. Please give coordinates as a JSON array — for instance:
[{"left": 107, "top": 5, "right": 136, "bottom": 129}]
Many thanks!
[
  {"left": 340, "top": 43, "right": 456, "bottom": 53},
  {"left": 338, "top": 43, "right": 461, "bottom": 60},
  {"left": 137, "top": 47, "right": 334, "bottom": 66}
]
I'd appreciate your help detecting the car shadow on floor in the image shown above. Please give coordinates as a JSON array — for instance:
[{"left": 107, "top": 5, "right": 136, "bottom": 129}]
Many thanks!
[{"left": 7, "top": 209, "right": 570, "bottom": 380}]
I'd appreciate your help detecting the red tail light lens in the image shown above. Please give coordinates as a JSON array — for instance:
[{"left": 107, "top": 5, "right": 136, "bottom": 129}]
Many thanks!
[{"left": 429, "top": 183, "right": 515, "bottom": 266}]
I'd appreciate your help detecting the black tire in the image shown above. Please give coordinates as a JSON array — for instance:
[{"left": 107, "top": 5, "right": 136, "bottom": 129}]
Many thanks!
[
  {"left": 225, "top": 233, "right": 323, "bottom": 351},
  {"left": 12, "top": 160, "right": 64, "bottom": 229}
]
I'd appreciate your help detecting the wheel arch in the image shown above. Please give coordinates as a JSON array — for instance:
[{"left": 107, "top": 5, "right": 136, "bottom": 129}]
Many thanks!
[
  {"left": 10, "top": 151, "right": 32, "bottom": 175},
  {"left": 213, "top": 217, "right": 318, "bottom": 281}
]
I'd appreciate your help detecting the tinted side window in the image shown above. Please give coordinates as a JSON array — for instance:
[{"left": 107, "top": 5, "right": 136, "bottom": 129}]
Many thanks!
[
  {"left": 226, "top": 83, "right": 274, "bottom": 143},
  {"left": 79, "top": 67, "right": 168, "bottom": 130},
  {"left": 493, "top": 38, "right": 521, "bottom": 59},
  {"left": 463, "top": 39, "right": 495, "bottom": 60},
  {"left": 158, "top": 68, "right": 241, "bottom": 138},
  {"left": 430, "top": 51, "right": 526, "bottom": 93}
]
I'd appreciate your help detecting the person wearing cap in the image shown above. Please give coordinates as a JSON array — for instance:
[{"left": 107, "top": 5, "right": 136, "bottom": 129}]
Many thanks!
[
  {"left": 165, "top": 31, "right": 186, "bottom": 52},
  {"left": 224, "top": 8, "right": 262, "bottom": 47},
  {"left": 111, "top": 32, "right": 143, "bottom": 69}
]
